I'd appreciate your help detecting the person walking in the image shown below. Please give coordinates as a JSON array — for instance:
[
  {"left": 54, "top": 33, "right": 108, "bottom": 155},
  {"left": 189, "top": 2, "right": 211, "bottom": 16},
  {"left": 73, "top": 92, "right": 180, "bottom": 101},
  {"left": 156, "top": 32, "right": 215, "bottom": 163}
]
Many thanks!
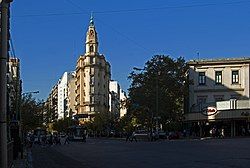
[
  {"left": 126, "top": 131, "right": 132, "bottom": 142},
  {"left": 64, "top": 134, "right": 70, "bottom": 145},
  {"left": 130, "top": 131, "right": 137, "bottom": 142}
]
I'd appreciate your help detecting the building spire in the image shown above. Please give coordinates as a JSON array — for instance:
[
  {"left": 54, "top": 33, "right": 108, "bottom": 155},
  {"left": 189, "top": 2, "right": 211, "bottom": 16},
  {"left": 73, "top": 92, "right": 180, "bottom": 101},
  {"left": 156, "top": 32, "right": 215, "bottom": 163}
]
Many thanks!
[
  {"left": 85, "top": 12, "right": 98, "bottom": 54},
  {"left": 90, "top": 12, "right": 94, "bottom": 26}
]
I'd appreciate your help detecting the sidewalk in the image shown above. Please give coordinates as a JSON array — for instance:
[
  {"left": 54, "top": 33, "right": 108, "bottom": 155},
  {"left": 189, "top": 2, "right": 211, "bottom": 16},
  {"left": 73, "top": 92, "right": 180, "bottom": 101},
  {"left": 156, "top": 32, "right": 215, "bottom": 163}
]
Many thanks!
[{"left": 12, "top": 147, "right": 33, "bottom": 168}]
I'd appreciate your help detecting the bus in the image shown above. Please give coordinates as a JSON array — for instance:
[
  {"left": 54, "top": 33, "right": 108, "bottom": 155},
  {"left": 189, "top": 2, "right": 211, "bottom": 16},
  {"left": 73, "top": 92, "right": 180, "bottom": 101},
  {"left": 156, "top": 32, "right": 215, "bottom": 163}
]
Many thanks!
[{"left": 67, "top": 125, "right": 86, "bottom": 141}]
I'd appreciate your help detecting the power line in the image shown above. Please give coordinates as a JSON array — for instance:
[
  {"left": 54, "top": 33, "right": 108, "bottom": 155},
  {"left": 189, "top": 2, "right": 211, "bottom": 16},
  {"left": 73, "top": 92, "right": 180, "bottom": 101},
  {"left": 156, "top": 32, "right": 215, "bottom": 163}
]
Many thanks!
[
  {"left": 93, "top": 0, "right": 250, "bottom": 14},
  {"left": 13, "top": 12, "right": 87, "bottom": 18},
  {"left": 13, "top": 0, "right": 250, "bottom": 18},
  {"left": 65, "top": 0, "right": 153, "bottom": 54}
]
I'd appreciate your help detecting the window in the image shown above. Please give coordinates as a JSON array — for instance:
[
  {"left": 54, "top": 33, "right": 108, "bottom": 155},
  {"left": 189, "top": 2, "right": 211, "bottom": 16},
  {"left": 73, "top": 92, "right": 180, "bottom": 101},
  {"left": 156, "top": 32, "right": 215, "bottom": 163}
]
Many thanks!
[
  {"left": 90, "top": 107, "right": 94, "bottom": 112},
  {"left": 90, "top": 96, "right": 95, "bottom": 103},
  {"left": 90, "top": 57, "right": 94, "bottom": 64},
  {"left": 90, "top": 76, "right": 94, "bottom": 85},
  {"left": 90, "top": 45, "right": 94, "bottom": 52},
  {"left": 90, "top": 67, "right": 94, "bottom": 75},
  {"left": 215, "top": 71, "right": 222, "bottom": 85},
  {"left": 198, "top": 72, "right": 206, "bottom": 85},
  {"left": 90, "top": 86, "right": 94, "bottom": 94},
  {"left": 232, "top": 70, "right": 239, "bottom": 84}
]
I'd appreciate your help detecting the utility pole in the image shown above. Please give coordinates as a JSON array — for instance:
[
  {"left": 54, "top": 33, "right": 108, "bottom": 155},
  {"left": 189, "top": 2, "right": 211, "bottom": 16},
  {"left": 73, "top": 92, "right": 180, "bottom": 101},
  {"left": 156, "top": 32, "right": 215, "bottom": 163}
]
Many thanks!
[
  {"left": 0, "top": 1, "right": 12, "bottom": 167},
  {"left": 155, "top": 71, "right": 161, "bottom": 135}
]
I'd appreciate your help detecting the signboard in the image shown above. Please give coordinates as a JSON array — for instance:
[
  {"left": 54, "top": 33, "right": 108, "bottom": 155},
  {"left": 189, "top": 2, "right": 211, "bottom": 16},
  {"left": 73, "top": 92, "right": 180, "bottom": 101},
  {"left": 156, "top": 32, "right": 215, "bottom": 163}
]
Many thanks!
[{"left": 201, "top": 106, "right": 218, "bottom": 116}]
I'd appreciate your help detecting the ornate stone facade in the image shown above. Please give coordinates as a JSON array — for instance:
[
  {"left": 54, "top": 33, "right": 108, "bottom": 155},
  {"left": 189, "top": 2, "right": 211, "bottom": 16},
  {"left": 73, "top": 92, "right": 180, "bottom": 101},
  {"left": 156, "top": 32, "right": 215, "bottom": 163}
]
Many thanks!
[{"left": 75, "top": 17, "right": 111, "bottom": 121}]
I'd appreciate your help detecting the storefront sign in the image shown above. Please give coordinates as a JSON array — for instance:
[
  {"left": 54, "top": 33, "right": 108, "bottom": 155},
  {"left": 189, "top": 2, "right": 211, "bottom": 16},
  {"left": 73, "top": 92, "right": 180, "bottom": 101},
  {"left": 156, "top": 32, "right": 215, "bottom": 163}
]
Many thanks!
[{"left": 201, "top": 106, "right": 218, "bottom": 116}]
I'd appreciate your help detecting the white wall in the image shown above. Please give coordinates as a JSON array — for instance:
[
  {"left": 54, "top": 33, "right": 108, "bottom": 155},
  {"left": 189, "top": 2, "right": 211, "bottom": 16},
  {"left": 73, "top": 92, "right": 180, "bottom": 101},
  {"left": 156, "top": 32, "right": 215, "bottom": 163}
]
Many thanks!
[{"left": 57, "top": 72, "right": 69, "bottom": 119}]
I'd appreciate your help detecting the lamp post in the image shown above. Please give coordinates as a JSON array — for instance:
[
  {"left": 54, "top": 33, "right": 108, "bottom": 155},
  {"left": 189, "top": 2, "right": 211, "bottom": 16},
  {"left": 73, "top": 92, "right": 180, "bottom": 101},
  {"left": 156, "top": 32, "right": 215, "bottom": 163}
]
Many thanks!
[{"left": 155, "top": 71, "right": 161, "bottom": 136}]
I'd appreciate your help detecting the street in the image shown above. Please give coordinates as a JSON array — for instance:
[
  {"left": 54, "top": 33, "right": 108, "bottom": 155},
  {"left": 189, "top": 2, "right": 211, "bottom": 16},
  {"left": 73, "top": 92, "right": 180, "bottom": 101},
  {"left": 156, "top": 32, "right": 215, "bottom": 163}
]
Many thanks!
[{"left": 31, "top": 138, "right": 250, "bottom": 168}]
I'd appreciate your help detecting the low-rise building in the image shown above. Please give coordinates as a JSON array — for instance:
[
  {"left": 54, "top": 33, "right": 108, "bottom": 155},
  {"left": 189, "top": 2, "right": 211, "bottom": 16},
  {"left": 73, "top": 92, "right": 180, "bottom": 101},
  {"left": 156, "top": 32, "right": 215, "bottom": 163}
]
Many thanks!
[{"left": 184, "top": 57, "right": 250, "bottom": 137}]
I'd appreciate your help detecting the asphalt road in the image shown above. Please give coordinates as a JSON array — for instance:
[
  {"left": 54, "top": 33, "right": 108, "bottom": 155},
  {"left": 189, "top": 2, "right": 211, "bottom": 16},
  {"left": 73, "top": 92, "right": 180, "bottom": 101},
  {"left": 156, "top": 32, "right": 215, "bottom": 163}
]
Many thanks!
[{"left": 32, "top": 138, "right": 250, "bottom": 168}]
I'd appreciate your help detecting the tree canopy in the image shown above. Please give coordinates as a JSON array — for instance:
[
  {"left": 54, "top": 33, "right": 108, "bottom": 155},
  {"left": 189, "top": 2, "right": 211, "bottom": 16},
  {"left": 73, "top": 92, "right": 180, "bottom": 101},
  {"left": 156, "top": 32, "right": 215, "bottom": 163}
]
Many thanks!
[
  {"left": 128, "top": 55, "right": 188, "bottom": 131},
  {"left": 21, "top": 94, "right": 44, "bottom": 131}
]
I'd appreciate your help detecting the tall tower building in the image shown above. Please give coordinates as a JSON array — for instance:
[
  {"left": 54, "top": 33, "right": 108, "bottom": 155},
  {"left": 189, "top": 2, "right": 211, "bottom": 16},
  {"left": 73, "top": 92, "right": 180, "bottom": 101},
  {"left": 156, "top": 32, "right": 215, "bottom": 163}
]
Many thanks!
[{"left": 76, "top": 17, "right": 111, "bottom": 121}]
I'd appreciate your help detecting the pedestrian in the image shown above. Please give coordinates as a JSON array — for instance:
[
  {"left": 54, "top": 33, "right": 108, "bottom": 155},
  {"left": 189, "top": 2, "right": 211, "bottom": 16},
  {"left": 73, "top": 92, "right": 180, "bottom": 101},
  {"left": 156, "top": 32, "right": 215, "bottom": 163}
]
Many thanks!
[
  {"left": 221, "top": 128, "right": 225, "bottom": 138},
  {"left": 49, "top": 134, "right": 53, "bottom": 146},
  {"left": 130, "top": 131, "right": 137, "bottom": 142},
  {"left": 64, "top": 134, "right": 70, "bottom": 145},
  {"left": 125, "top": 131, "right": 131, "bottom": 142},
  {"left": 55, "top": 135, "right": 61, "bottom": 145},
  {"left": 81, "top": 131, "right": 86, "bottom": 142}
]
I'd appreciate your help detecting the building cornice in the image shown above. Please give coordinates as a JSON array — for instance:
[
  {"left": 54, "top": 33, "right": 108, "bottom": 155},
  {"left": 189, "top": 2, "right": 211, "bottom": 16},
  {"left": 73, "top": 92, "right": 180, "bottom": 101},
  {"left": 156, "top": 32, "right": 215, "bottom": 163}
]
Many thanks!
[{"left": 189, "top": 57, "right": 250, "bottom": 66}]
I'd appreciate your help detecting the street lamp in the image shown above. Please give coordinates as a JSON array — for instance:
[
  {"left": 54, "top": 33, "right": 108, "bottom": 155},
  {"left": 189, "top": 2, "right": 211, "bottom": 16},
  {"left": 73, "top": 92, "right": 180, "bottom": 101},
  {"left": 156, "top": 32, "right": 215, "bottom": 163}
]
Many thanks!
[{"left": 155, "top": 71, "right": 161, "bottom": 135}]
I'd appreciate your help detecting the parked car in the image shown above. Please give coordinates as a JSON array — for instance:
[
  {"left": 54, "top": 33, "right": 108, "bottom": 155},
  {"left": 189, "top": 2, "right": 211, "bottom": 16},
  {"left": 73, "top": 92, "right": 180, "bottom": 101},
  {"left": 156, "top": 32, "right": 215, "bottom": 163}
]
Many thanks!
[
  {"left": 158, "top": 131, "right": 167, "bottom": 139},
  {"left": 168, "top": 132, "right": 180, "bottom": 140}
]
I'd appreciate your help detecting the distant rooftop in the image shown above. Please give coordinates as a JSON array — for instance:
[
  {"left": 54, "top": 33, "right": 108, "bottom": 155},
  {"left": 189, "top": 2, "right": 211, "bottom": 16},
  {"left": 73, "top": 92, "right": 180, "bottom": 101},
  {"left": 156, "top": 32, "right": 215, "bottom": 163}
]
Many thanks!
[{"left": 189, "top": 57, "right": 250, "bottom": 65}]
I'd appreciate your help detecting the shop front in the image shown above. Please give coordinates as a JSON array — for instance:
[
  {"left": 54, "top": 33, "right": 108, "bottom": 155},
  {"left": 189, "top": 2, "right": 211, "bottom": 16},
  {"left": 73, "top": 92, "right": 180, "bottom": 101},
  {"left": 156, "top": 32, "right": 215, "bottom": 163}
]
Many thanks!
[{"left": 184, "top": 108, "right": 250, "bottom": 137}]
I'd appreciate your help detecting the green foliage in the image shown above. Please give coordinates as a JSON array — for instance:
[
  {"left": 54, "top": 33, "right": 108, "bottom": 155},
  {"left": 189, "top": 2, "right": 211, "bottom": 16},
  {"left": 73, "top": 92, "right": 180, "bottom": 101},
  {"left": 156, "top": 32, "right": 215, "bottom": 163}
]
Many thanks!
[
  {"left": 87, "top": 111, "right": 112, "bottom": 133},
  {"left": 52, "top": 118, "right": 77, "bottom": 132},
  {"left": 21, "top": 94, "right": 44, "bottom": 131},
  {"left": 128, "top": 55, "right": 188, "bottom": 130}
]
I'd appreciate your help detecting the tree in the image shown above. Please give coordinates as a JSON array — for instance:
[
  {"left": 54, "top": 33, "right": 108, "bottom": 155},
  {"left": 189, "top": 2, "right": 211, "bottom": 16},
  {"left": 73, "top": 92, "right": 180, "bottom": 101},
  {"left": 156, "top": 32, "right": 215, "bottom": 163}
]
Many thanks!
[
  {"left": 52, "top": 118, "right": 77, "bottom": 133},
  {"left": 87, "top": 111, "right": 112, "bottom": 136},
  {"left": 128, "top": 55, "right": 188, "bottom": 131},
  {"left": 21, "top": 94, "right": 44, "bottom": 132}
]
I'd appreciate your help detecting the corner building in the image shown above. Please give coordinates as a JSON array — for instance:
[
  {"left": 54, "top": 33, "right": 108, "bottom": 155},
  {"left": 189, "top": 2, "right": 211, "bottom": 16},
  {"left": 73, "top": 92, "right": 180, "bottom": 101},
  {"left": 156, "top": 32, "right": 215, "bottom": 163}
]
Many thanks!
[
  {"left": 184, "top": 58, "right": 250, "bottom": 137},
  {"left": 75, "top": 17, "right": 111, "bottom": 122}
]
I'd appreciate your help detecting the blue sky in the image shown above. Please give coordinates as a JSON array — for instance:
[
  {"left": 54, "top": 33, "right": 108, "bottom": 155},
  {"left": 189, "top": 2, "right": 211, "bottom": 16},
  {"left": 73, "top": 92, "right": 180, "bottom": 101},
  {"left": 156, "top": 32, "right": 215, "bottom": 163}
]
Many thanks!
[{"left": 11, "top": 0, "right": 250, "bottom": 100}]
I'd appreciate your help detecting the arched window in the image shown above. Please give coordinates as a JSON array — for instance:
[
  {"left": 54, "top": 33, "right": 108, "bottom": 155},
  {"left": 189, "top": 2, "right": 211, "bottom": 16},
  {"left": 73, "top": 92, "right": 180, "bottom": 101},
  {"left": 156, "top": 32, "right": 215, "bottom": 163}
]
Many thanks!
[{"left": 90, "top": 45, "right": 94, "bottom": 52}]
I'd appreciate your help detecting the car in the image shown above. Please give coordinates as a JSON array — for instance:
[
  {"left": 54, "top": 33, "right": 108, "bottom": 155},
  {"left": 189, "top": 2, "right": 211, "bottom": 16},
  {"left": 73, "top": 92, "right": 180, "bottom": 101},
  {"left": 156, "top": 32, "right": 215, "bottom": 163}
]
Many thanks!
[
  {"left": 158, "top": 131, "right": 167, "bottom": 139},
  {"left": 168, "top": 132, "right": 180, "bottom": 140}
]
